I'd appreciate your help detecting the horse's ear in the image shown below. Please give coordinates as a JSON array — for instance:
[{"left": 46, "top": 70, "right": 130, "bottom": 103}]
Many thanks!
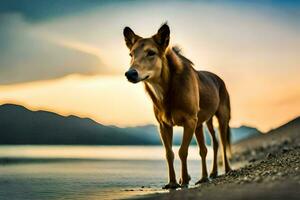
[
  {"left": 153, "top": 23, "right": 170, "bottom": 51},
  {"left": 123, "top": 27, "right": 141, "bottom": 49}
]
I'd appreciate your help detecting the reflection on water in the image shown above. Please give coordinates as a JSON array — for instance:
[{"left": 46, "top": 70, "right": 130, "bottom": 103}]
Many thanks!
[
  {"left": 0, "top": 146, "right": 213, "bottom": 200},
  {"left": 0, "top": 145, "right": 213, "bottom": 160}
]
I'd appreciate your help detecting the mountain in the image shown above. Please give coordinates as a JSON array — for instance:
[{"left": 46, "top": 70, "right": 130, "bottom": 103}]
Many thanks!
[
  {"left": 230, "top": 125, "right": 261, "bottom": 144},
  {"left": 234, "top": 116, "right": 300, "bottom": 151},
  {"left": 171, "top": 125, "right": 261, "bottom": 146},
  {"left": 0, "top": 104, "right": 262, "bottom": 145},
  {"left": 0, "top": 104, "right": 154, "bottom": 145},
  {"left": 124, "top": 124, "right": 160, "bottom": 144},
  {"left": 267, "top": 116, "right": 300, "bottom": 136}
]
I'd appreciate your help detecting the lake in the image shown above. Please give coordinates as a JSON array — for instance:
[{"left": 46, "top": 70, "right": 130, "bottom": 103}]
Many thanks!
[{"left": 0, "top": 145, "right": 213, "bottom": 200}]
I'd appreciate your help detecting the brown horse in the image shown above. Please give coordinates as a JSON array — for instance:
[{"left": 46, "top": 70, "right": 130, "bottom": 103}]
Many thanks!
[{"left": 123, "top": 23, "right": 232, "bottom": 189}]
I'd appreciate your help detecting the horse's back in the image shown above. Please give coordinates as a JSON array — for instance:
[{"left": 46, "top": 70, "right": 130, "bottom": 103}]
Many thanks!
[
  {"left": 197, "top": 70, "right": 224, "bottom": 88},
  {"left": 195, "top": 70, "right": 230, "bottom": 122}
]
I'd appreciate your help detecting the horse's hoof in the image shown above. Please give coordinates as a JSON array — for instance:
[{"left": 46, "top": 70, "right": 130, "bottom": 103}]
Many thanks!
[
  {"left": 209, "top": 172, "right": 218, "bottom": 179},
  {"left": 162, "top": 182, "right": 180, "bottom": 189},
  {"left": 179, "top": 174, "right": 191, "bottom": 185},
  {"left": 180, "top": 183, "right": 189, "bottom": 188},
  {"left": 195, "top": 177, "right": 209, "bottom": 185},
  {"left": 225, "top": 167, "right": 233, "bottom": 174}
]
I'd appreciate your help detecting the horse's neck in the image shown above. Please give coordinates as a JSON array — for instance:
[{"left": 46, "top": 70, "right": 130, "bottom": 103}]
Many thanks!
[
  {"left": 145, "top": 48, "right": 184, "bottom": 108},
  {"left": 144, "top": 65, "right": 171, "bottom": 109},
  {"left": 146, "top": 81, "right": 165, "bottom": 104}
]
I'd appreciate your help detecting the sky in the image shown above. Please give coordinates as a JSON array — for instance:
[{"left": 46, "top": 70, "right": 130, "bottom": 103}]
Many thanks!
[{"left": 0, "top": 0, "right": 299, "bottom": 132}]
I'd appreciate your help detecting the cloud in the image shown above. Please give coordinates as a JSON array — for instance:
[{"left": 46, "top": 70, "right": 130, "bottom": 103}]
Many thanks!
[
  {"left": 0, "top": 0, "right": 109, "bottom": 22},
  {"left": 0, "top": 1, "right": 300, "bottom": 86},
  {"left": 0, "top": 13, "right": 104, "bottom": 85}
]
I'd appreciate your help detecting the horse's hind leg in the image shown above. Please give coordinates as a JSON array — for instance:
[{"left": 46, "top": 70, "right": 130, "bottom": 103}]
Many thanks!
[
  {"left": 216, "top": 109, "right": 232, "bottom": 173},
  {"left": 206, "top": 117, "right": 219, "bottom": 178},
  {"left": 195, "top": 124, "right": 209, "bottom": 184}
]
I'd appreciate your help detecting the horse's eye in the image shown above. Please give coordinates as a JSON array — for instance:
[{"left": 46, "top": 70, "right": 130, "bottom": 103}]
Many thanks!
[{"left": 146, "top": 50, "right": 156, "bottom": 57}]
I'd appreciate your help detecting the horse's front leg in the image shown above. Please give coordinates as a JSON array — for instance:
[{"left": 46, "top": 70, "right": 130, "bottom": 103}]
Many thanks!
[
  {"left": 178, "top": 117, "right": 197, "bottom": 187},
  {"left": 159, "top": 123, "right": 180, "bottom": 189}
]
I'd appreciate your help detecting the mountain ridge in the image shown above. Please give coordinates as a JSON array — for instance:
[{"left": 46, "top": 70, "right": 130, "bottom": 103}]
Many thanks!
[{"left": 0, "top": 103, "right": 269, "bottom": 145}]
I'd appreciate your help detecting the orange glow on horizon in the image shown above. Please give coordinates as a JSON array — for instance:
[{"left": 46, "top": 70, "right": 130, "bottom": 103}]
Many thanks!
[{"left": 0, "top": 74, "right": 300, "bottom": 132}]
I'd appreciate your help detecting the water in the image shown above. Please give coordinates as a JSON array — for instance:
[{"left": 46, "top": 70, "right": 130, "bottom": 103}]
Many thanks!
[{"left": 0, "top": 145, "right": 213, "bottom": 200}]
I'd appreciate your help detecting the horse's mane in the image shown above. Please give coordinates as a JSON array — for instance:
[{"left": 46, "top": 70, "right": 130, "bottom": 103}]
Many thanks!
[{"left": 171, "top": 46, "right": 194, "bottom": 67}]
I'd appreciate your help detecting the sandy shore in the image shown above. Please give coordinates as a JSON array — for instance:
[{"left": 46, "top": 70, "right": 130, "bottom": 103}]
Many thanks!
[{"left": 129, "top": 119, "right": 300, "bottom": 200}]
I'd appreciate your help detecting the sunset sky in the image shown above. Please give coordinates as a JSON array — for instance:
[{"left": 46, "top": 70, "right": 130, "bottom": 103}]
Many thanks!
[{"left": 0, "top": 0, "right": 299, "bottom": 132}]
